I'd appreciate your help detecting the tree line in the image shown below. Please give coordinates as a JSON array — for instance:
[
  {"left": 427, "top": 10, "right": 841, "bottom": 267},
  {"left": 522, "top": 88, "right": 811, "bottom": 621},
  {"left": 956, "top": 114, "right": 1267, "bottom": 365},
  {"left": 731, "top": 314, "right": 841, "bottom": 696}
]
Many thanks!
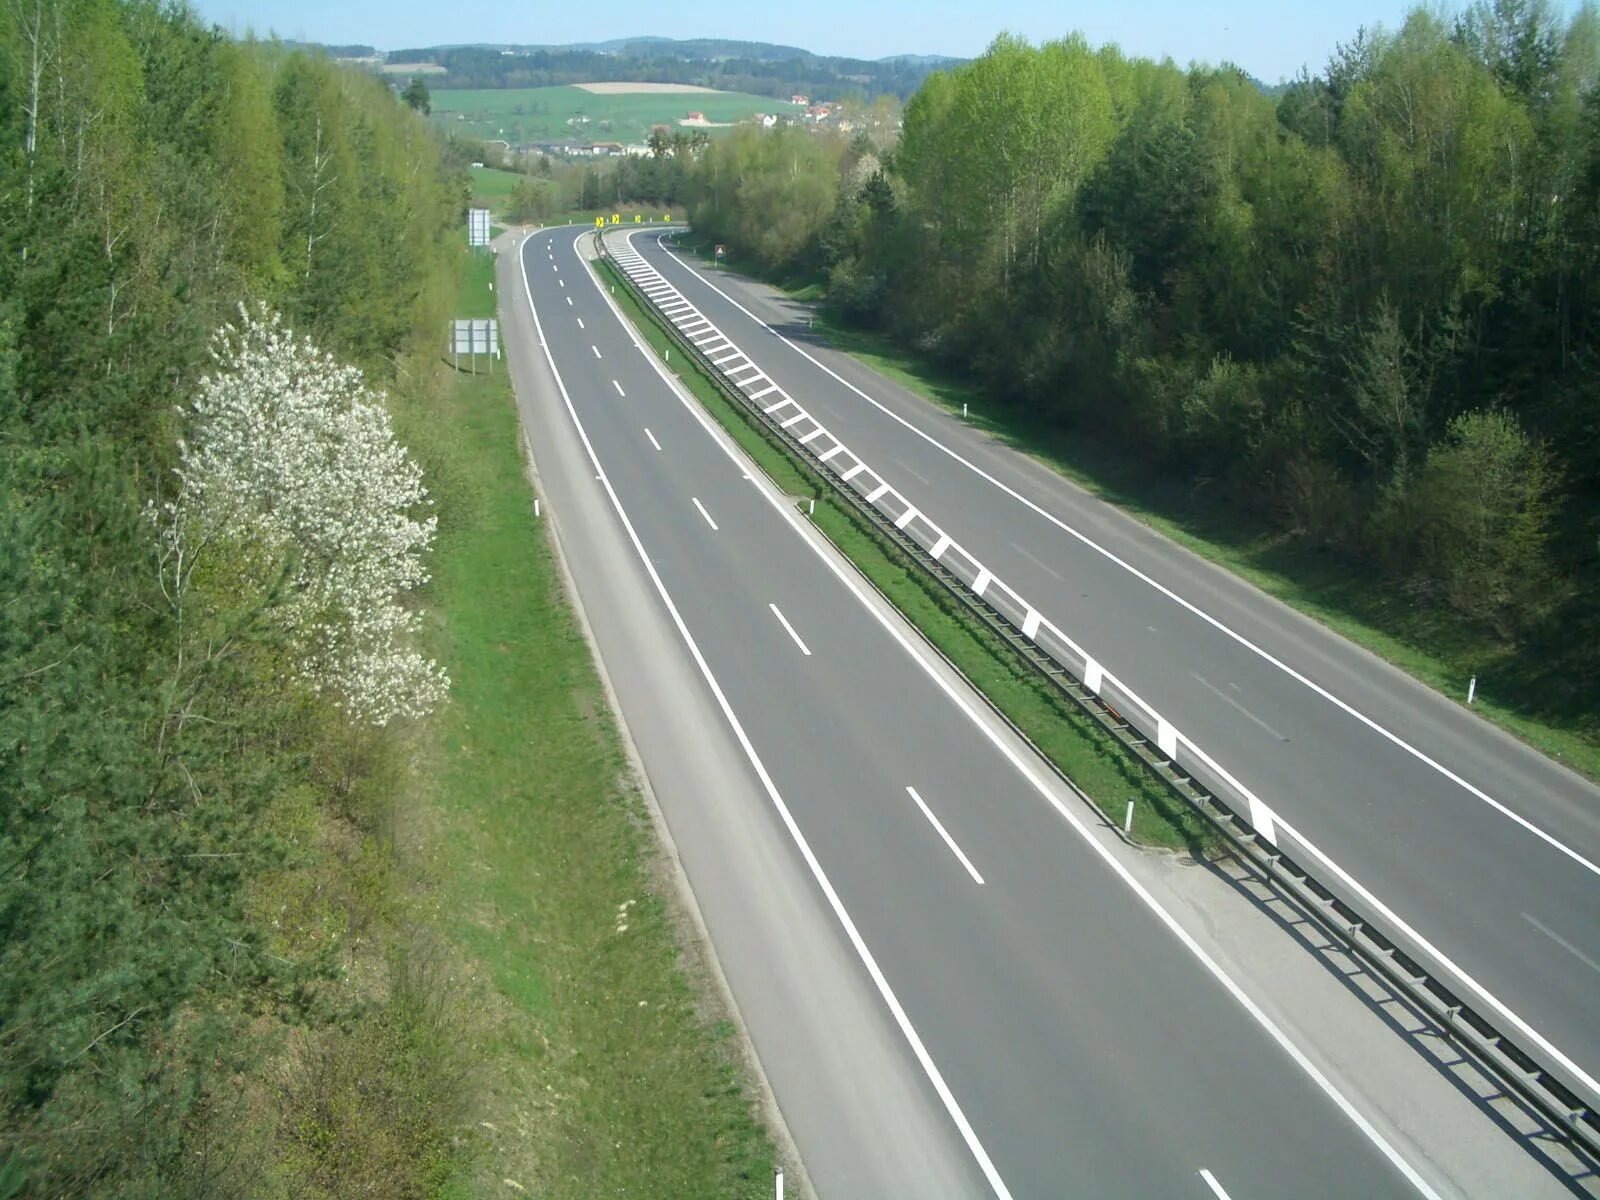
[
  {"left": 385, "top": 38, "right": 956, "bottom": 100},
  {"left": 688, "top": 2, "right": 1600, "bottom": 705},
  {"left": 1, "top": 1, "right": 463, "bottom": 1192}
]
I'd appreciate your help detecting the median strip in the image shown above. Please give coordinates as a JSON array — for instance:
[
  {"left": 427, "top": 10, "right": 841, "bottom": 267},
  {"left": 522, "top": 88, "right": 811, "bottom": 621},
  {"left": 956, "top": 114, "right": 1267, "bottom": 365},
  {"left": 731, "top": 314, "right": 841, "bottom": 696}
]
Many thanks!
[{"left": 590, "top": 249, "right": 1193, "bottom": 852}]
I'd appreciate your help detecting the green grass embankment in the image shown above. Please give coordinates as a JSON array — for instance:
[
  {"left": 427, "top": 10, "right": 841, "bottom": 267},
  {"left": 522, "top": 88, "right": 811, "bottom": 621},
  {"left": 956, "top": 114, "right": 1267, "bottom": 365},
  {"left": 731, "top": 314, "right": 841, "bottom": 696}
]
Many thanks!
[
  {"left": 594, "top": 255, "right": 1210, "bottom": 854},
  {"left": 383, "top": 247, "right": 780, "bottom": 1196}
]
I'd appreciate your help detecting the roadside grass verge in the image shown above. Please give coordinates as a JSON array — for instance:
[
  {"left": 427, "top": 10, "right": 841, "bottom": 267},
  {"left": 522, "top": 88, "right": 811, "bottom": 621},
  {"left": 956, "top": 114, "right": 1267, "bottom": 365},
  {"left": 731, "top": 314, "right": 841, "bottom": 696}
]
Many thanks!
[
  {"left": 595, "top": 255, "right": 1210, "bottom": 854},
  {"left": 381, "top": 249, "right": 779, "bottom": 1196}
]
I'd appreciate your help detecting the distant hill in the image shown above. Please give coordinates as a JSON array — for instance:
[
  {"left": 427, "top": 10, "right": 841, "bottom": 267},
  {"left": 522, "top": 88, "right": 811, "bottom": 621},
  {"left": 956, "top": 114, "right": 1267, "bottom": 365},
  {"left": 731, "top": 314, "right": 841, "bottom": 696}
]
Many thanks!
[
  {"left": 378, "top": 37, "right": 964, "bottom": 99},
  {"left": 288, "top": 40, "right": 377, "bottom": 58}
]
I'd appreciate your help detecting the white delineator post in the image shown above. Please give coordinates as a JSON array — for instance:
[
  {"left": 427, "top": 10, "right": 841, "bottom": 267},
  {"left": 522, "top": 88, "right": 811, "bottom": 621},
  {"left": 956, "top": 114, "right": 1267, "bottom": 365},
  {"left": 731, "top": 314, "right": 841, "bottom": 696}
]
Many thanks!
[
  {"left": 1124, "top": 802, "right": 1134, "bottom": 834},
  {"left": 1468, "top": 675, "right": 1478, "bottom": 705},
  {"left": 774, "top": 1164, "right": 784, "bottom": 1199}
]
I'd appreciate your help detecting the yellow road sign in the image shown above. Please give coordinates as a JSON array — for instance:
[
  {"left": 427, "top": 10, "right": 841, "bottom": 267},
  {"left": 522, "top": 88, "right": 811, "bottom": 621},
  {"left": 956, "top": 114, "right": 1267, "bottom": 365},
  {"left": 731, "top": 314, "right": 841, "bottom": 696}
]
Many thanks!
[{"left": 594, "top": 216, "right": 604, "bottom": 228}]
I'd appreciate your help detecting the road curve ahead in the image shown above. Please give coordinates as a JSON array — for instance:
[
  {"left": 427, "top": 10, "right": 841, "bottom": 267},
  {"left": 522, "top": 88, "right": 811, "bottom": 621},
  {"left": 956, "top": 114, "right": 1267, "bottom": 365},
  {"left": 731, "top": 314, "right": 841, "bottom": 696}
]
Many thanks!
[
  {"left": 626, "top": 227, "right": 1600, "bottom": 1110},
  {"left": 513, "top": 225, "right": 1436, "bottom": 1199}
]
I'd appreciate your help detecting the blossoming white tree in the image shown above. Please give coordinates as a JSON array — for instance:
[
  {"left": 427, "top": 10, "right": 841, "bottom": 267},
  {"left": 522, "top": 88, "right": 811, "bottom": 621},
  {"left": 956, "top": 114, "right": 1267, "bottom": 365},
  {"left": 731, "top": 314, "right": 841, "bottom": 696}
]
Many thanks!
[{"left": 162, "top": 305, "right": 448, "bottom": 724}]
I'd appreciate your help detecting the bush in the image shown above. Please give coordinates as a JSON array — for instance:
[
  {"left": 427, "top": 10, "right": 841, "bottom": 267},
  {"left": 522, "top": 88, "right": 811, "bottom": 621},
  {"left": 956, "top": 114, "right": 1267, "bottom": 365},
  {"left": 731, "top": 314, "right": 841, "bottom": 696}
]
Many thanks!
[
  {"left": 1392, "top": 409, "right": 1564, "bottom": 635},
  {"left": 507, "top": 178, "right": 559, "bottom": 224}
]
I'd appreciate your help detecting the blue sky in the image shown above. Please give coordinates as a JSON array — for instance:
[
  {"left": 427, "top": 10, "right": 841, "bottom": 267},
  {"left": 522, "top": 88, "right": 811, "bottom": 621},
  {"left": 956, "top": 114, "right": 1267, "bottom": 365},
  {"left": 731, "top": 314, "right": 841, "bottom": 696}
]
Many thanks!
[{"left": 192, "top": 0, "right": 1438, "bottom": 83}]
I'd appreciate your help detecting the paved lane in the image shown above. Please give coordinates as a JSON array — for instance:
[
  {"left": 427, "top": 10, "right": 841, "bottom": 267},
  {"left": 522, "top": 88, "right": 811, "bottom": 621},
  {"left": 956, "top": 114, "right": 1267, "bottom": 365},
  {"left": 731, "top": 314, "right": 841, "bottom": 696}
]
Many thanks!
[
  {"left": 626, "top": 229, "right": 1600, "bottom": 1108},
  {"left": 514, "top": 226, "right": 1431, "bottom": 1198}
]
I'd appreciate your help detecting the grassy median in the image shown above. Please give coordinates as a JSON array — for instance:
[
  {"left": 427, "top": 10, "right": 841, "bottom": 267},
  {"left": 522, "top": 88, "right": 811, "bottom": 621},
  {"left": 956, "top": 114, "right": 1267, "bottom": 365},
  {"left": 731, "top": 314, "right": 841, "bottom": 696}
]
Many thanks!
[
  {"left": 595, "top": 255, "right": 1209, "bottom": 854},
  {"left": 380, "top": 248, "right": 779, "bottom": 1197}
]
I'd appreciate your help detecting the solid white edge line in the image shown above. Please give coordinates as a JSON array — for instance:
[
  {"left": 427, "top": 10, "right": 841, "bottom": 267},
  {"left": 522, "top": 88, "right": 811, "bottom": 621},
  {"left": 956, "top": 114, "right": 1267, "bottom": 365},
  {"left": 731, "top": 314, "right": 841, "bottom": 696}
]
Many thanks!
[
  {"left": 591, "top": 231, "right": 1441, "bottom": 1198},
  {"left": 639, "top": 228, "right": 1600, "bottom": 1100},
  {"left": 1198, "top": 1168, "right": 1232, "bottom": 1200},
  {"left": 645, "top": 427, "right": 661, "bottom": 451},
  {"left": 768, "top": 602, "right": 813, "bottom": 658},
  {"left": 691, "top": 496, "right": 719, "bottom": 531},
  {"left": 905, "top": 786, "right": 984, "bottom": 885},
  {"left": 526, "top": 232, "right": 1017, "bottom": 1200}
]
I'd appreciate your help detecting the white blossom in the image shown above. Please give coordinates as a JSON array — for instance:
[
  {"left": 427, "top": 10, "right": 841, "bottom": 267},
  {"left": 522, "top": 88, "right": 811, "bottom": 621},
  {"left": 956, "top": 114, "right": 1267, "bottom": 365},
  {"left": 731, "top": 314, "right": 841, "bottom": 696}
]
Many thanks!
[{"left": 165, "top": 305, "right": 448, "bottom": 724}]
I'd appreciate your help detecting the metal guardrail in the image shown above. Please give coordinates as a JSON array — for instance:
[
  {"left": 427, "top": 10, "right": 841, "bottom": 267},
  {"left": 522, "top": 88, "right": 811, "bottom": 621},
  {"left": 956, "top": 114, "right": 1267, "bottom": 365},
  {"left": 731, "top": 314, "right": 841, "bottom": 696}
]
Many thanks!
[{"left": 594, "top": 227, "right": 1600, "bottom": 1168}]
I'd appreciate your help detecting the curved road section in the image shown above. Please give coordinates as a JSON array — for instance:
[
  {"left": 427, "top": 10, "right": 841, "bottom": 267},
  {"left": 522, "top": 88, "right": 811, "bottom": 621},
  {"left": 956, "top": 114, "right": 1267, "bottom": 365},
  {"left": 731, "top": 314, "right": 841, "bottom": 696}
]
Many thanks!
[
  {"left": 514, "top": 227, "right": 1435, "bottom": 1197},
  {"left": 624, "top": 228, "right": 1600, "bottom": 1110}
]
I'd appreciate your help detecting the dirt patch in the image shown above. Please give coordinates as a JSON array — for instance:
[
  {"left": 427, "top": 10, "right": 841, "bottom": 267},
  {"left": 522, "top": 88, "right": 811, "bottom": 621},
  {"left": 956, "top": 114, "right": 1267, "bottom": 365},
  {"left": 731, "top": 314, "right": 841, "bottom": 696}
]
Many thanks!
[{"left": 573, "top": 81, "right": 725, "bottom": 95}]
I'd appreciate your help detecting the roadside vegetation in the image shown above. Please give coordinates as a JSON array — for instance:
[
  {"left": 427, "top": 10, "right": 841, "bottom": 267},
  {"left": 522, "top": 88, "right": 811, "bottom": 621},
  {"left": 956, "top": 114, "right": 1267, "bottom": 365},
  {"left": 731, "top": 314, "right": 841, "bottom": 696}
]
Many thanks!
[
  {"left": 0, "top": 6, "right": 775, "bottom": 1195},
  {"left": 596, "top": 257, "right": 1207, "bottom": 852},
  {"left": 683, "top": 4, "right": 1600, "bottom": 774},
  {"left": 387, "top": 293, "right": 779, "bottom": 1199}
]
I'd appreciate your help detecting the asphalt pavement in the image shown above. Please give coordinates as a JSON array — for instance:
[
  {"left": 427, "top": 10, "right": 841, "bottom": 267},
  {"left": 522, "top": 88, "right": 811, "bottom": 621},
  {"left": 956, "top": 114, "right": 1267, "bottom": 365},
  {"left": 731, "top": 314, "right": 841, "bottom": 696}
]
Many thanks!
[
  {"left": 503, "top": 225, "right": 1443, "bottom": 1198},
  {"left": 625, "top": 228, "right": 1600, "bottom": 1112}
]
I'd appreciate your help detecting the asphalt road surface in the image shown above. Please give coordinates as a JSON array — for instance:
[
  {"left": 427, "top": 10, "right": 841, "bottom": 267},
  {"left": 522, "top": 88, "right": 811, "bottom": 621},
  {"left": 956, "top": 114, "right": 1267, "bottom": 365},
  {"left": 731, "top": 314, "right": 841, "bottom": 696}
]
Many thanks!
[
  {"left": 623, "top": 227, "right": 1600, "bottom": 1113},
  {"left": 505, "top": 225, "right": 1440, "bottom": 1198}
]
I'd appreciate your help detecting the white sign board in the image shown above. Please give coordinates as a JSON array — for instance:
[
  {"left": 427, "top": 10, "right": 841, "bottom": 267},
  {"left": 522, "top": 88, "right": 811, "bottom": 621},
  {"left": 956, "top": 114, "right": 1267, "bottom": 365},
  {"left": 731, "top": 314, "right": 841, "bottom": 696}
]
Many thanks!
[
  {"left": 450, "top": 319, "right": 499, "bottom": 357},
  {"left": 468, "top": 207, "right": 491, "bottom": 247}
]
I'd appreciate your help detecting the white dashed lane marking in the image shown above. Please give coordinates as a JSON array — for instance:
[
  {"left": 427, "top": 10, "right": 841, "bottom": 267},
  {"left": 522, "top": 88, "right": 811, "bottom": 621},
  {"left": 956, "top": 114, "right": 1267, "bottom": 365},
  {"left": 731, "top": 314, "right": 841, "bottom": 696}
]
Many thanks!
[
  {"left": 768, "top": 603, "right": 812, "bottom": 657},
  {"left": 905, "top": 787, "right": 984, "bottom": 885}
]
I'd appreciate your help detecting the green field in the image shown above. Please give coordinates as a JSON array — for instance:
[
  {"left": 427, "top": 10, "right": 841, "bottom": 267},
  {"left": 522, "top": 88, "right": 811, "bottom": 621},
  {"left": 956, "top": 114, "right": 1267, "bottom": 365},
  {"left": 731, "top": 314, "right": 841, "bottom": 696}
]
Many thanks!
[
  {"left": 434, "top": 85, "right": 801, "bottom": 145},
  {"left": 466, "top": 163, "right": 524, "bottom": 203}
]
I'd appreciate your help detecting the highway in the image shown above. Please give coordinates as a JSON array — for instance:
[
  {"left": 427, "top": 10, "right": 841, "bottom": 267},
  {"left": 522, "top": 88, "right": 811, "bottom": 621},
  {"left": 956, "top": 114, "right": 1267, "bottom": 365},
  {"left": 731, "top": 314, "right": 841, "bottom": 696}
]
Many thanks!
[
  {"left": 620, "top": 227, "right": 1600, "bottom": 1110},
  {"left": 506, "top": 225, "right": 1439, "bottom": 1197}
]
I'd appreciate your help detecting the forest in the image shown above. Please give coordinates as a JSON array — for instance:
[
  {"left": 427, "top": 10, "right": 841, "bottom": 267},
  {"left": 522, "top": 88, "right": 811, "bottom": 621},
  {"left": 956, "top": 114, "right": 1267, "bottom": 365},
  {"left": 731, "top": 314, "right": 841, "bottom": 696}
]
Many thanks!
[
  {"left": 688, "top": 1, "right": 1600, "bottom": 718},
  {"left": 385, "top": 38, "right": 959, "bottom": 100},
  {"left": 0, "top": 1, "right": 467, "bottom": 1192}
]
